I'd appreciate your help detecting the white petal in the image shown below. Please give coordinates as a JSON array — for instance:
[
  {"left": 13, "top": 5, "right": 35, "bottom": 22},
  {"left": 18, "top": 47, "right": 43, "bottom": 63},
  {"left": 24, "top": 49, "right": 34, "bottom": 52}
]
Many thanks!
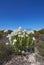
[
  {"left": 33, "top": 37, "right": 35, "bottom": 40},
  {"left": 6, "top": 42, "right": 9, "bottom": 45},
  {"left": 13, "top": 39, "right": 17, "bottom": 42},
  {"left": 22, "top": 50, "right": 25, "bottom": 54}
]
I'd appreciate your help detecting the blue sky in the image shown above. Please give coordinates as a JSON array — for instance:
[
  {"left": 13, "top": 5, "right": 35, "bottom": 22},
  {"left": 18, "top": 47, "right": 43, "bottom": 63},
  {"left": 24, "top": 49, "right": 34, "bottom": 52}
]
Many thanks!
[{"left": 0, "top": 0, "right": 44, "bottom": 30}]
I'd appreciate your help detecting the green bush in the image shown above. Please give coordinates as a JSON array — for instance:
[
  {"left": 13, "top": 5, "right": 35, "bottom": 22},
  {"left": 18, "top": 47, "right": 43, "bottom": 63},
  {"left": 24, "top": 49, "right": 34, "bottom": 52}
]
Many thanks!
[{"left": 8, "top": 30, "right": 35, "bottom": 55}]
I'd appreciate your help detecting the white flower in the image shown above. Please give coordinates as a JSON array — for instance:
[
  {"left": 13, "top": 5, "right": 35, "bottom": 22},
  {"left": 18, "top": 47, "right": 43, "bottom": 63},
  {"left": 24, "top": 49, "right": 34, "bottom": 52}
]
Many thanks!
[
  {"left": 22, "top": 50, "right": 25, "bottom": 54},
  {"left": 6, "top": 42, "right": 9, "bottom": 45},
  {"left": 23, "top": 32, "right": 25, "bottom": 35},
  {"left": 13, "top": 42, "right": 15, "bottom": 45},
  {"left": 14, "top": 30, "right": 18, "bottom": 35},
  {"left": 19, "top": 50, "right": 21, "bottom": 52},
  {"left": 13, "top": 39, "right": 17, "bottom": 43},
  {"left": 18, "top": 35, "right": 24, "bottom": 38},
  {"left": 33, "top": 37, "right": 35, "bottom": 40},
  {"left": 9, "top": 37, "right": 11, "bottom": 40},
  {"left": 18, "top": 35, "right": 21, "bottom": 37},
  {"left": 21, "top": 35, "right": 24, "bottom": 38},
  {"left": 13, "top": 39, "right": 17, "bottom": 45},
  {"left": 26, "top": 34, "right": 28, "bottom": 37},
  {"left": 18, "top": 32, "right": 22, "bottom": 35}
]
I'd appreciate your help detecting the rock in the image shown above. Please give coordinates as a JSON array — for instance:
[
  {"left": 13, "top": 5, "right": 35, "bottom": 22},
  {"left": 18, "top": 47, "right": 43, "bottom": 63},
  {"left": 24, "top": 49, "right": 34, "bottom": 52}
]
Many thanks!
[{"left": 4, "top": 53, "right": 42, "bottom": 65}]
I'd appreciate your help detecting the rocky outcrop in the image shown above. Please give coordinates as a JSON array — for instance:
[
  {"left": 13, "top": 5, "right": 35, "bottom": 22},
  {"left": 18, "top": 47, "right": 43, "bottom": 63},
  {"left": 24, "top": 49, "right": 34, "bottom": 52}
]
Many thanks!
[
  {"left": 0, "top": 35, "right": 10, "bottom": 44},
  {"left": 4, "top": 53, "right": 42, "bottom": 65}
]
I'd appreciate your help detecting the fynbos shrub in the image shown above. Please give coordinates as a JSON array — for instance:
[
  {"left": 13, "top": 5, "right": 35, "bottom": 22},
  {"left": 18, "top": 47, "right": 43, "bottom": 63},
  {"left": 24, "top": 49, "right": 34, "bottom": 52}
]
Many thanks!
[{"left": 7, "top": 27, "right": 35, "bottom": 54}]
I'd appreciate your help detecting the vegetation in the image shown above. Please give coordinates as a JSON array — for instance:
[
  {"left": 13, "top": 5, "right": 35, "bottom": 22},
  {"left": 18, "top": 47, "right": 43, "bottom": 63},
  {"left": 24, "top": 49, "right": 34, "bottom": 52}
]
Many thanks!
[
  {"left": 0, "top": 28, "right": 44, "bottom": 64},
  {"left": 0, "top": 30, "right": 4, "bottom": 37},
  {"left": 38, "top": 29, "right": 44, "bottom": 34},
  {"left": 34, "top": 31, "right": 40, "bottom": 37},
  {"left": 8, "top": 29, "right": 35, "bottom": 55}
]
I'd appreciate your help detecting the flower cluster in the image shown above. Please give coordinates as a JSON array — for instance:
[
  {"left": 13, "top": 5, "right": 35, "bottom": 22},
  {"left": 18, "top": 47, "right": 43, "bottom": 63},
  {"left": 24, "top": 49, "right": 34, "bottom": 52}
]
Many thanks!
[{"left": 7, "top": 27, "right": 35, "bottom": 54}]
